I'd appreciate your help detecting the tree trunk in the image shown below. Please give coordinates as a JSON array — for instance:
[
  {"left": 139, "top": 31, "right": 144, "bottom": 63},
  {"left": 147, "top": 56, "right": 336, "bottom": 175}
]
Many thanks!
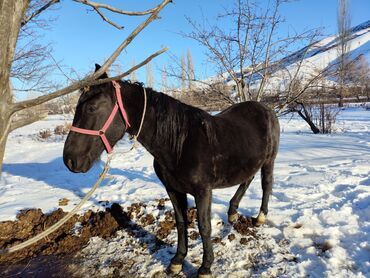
[
  {"left": 0, "top": 0, "right": 29, "bottom": 175},
  {"left": 338, "top": 92, "right": 344, "bottom": 107},
  {"left": 0, "top": 132, "right": 8, "bottom": 175},
  {"left": 294, "top": 103, "right": 321, "bottom": 134},
  {"left": 0, "top": 107, "right": 11, "bottom": 175},
  {"left": 236, "top": 82, "right": 246, "bottom": 102},
  {"left": 0, "top": 81, "right": 12, "bottom": 174},
  {"left": 0, "top": 0, "right": 29, "bottom": 97},
  {"left": 297, "top": 110, "right": 320, "bottom": 134}
]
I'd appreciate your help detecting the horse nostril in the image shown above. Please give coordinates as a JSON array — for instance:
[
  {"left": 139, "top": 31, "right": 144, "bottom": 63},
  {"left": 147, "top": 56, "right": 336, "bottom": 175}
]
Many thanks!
[{"left": 67, "top": 159, "right": 74, "bottom": 170}]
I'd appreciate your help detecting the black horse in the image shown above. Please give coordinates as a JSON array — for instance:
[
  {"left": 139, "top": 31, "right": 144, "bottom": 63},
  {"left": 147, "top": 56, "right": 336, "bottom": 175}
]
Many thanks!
[{"left": 63, "top": 65, "right": 280, "bottom": 277}]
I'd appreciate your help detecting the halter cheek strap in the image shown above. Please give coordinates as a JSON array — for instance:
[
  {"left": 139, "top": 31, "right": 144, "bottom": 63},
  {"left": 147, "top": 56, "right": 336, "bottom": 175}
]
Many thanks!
[{"left": 70, "top": 80, "right": 131, "bottom": 153}]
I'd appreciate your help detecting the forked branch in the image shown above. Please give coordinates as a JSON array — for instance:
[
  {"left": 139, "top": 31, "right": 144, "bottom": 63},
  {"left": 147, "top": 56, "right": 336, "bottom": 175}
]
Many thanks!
[
  {"left": 92, "top": 0, "right": 171, "bottom": 79},
  {"left": 74, "top": 0, "right": 170, "bottom": 29},
  {"left": 12, "top": 47, "right": 168, "bottom": 112},
  {"left": 21, "top": 0, "right": 60, "bottom": 27}
]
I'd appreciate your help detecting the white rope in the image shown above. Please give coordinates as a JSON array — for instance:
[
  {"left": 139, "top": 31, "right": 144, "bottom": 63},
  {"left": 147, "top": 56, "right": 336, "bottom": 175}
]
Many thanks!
[
  {"left": 0, "top": 85, "right": 148, "bottom": 255},
  {"left": 0, "top": 157, "right": 111, "bottom": 255},
  {"left": 115, "top": 86, "right": 147, "bottom": 155}
]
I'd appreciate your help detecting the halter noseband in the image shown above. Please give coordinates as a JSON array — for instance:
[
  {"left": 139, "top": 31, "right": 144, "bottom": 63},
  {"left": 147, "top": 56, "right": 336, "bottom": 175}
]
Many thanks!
[{"left": 70, "top": 80, "right": 131, "bottom": 153}]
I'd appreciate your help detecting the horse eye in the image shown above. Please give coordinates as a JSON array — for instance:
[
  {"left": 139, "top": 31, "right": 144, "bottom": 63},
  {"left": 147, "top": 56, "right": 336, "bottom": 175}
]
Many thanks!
[{"left": 87, "top": 104, "right": 97, "bottom": 113}]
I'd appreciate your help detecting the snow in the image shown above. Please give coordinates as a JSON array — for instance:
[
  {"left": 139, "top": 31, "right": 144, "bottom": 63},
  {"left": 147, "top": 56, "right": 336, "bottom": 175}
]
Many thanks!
[
  {"left": 1, "top": 107, "right": 370, "bottom": 277},
  {"left": 223, "top": 20, "right": 370, "bottom": 92}
]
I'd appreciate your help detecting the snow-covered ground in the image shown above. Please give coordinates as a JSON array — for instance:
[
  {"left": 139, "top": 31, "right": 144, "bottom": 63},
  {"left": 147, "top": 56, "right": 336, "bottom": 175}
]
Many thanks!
[
  {"left": 1, "top": 105, "right": 370, "bottom": 277},
  {"left": 221, "top": 20, "right": 370, "bottom": 93}
]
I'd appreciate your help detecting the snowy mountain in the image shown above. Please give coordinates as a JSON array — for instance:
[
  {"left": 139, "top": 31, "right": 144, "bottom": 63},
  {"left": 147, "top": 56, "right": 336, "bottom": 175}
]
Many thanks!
[{"left": 222, "top": 20, "right": 370, "bottom": 93}]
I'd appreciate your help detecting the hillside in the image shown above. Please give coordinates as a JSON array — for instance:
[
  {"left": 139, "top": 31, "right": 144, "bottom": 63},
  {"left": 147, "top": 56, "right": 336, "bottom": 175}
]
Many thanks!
[{"left": 223, "top": 20, "right": 370, "bottom": 93}]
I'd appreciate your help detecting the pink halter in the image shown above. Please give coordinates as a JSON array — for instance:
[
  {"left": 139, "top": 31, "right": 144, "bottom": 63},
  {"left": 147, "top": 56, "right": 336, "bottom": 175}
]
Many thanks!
[{"left": 70, "top": 80, "right": 131, "bottom": 153}]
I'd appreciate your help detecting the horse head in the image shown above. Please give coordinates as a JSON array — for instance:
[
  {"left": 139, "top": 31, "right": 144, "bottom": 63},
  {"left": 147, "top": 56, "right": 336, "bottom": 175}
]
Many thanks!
[{"left": 63, "top": 64, "right": 127, "bottom": 173}]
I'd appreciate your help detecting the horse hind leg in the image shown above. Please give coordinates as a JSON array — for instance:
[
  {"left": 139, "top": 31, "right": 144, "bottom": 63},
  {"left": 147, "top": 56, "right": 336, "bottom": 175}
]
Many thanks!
[
  {"left": 256, "top": 160, "right": 275, "bottom": 226},
  {"left": 228, "top": 176, "right": 254, "bottom": 223}
]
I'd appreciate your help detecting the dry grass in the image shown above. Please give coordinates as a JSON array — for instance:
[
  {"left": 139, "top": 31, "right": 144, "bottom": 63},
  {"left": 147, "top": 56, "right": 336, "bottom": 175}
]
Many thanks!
[
  {"left": 54, "top": 122, "right": 71, "bottom": 135},
  {"left": 38, "top": 129, "right": 52, "bottom": 139}
]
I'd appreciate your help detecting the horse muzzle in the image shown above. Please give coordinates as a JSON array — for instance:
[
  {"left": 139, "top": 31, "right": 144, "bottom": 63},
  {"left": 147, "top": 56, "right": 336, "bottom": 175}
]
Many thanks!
[{"left": 63, "top": 155, "right": 92, "bottom": 173}]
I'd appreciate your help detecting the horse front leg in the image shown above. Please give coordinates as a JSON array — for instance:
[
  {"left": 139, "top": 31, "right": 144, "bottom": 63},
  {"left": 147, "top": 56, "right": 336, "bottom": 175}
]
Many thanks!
[
  {"left": 195, "top": 188, "right": 214, "bottom": 278},
  {"left": 166, "top": 189, "right": 188, "bottom": 274},
  {"left": 153, "top": 160, "right": 189, "bottom": 274}
]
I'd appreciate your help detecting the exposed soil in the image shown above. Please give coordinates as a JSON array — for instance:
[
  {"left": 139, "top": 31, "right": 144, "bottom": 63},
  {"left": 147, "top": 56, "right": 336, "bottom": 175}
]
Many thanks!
[
  {"left": 187, "top": 207, "right": 197, "bottom": 228},
  {"left": 228, "top": 233, "right": 236, "bottom": 241},
  {"left": 0, "top": 203, "right": 129, "bottom": 264},
  {"left": 233, "top": 215, "right": 258, "bottom": 238},
  {"left": 0, "top": 203, "right": 132, "bottom": 277},
  {"left": 0, "top": 201, "right": 259, "bottom": 277}
]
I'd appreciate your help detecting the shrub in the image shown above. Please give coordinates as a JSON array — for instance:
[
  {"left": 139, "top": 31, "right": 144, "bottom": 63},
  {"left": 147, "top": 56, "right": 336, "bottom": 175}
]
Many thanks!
[
  {"left": 38, "top": 129, "right": 52, "bottom": 139},
  {"left": 54, "top": 123, "right": 71, "bottom": 135}
]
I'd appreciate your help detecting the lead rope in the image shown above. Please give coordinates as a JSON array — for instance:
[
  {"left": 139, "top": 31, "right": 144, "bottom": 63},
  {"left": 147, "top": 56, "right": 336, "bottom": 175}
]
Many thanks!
[
  {"left": 0, "top": 86, "right": 148, "bottom": 255},
  {"left": 118, "top": 86, "right": 147, "bottom": 155},
  {"left": 0, "top": 158, "right": 111, "bottom": 255}
]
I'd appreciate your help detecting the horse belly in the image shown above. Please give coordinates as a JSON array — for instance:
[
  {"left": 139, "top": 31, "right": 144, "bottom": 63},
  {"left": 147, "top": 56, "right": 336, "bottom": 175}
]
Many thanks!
[{"left": 211, "top": 154, "right": 264, "bottom": 188}]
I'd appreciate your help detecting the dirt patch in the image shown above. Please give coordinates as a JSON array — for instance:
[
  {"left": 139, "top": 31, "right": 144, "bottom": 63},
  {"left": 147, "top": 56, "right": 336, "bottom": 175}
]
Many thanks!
[
  {"left": 58, "top": 198, "right": 70, "bottom": 206},
  {"left": 315, "top": 240, "right": 333, "bottom": 253},
  {"left": 0, "top": 200, "right": 263, "bottom": 277},
  {"left": 140, "top": 214, "right": 156, "bottom": 227},
  {"left": 228, "top": 233, "right": 236, "bottom": 241},
  {"left": 126, "top": 202, "right": 146, "bottom": 219},
  {"left": 233, "top": 215, "right": 258, "bottom": 238},
  {"left": 189, "top": 231, "right": 200, "bottom": 240},
  {"left": 212, "top": 237, "right": 224, "bottom": 245},
  {"left": 0, "top": 203, "right": 129, "bottom": 265},
  {"left": 0, "top": 255, "right": 75, "bottom": 278},
  {"left": 157, "top": 219, "right": 176, "bottom": 239},
  {"left": 157, "top": 198, "right": 169, "bottom": 210},
  {"left": 187, "top": 207, "right": 197, "bottom": 228}
]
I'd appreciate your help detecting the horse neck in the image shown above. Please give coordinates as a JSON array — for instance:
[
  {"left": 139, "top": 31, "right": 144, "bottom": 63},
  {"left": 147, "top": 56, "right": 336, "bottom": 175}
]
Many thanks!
[{"left": 122, "top": 84, "right": 179, "bottom": 167}]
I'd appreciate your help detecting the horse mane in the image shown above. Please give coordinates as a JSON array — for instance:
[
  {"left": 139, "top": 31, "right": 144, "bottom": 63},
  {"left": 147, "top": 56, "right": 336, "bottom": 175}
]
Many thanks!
[{"left": 123, "top": 81, "right": 216, "bottom": 163}]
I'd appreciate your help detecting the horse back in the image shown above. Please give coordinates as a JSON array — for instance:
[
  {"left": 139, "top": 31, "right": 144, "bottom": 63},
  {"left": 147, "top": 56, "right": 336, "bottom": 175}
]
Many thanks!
[
  {"left": 215, "top": 101, "right": 279, "bottom": 144},
  {"left": 174, "top": 101, "right": 280, "bottom": 190}
]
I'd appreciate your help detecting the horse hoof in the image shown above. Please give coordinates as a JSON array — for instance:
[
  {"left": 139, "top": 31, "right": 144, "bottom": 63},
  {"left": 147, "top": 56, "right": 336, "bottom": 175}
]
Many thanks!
[
  {"left": 198, "top": 274, "right": 212, "bottom": 278},
  {"left": 169, "top": 263, "right": 182, "bottom": 274},
  {"left": 256, "top": 211, "right": 266, "bottom": 226},
  {"left": 228, "top": 213, "right": 238, "bottom": 223}
]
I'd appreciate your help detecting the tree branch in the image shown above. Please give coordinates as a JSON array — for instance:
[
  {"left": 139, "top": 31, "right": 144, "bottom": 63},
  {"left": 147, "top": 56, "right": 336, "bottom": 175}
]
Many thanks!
[
  {"left": 74, "top": 0, "right": 164, "bottom": 16},
  {"left": 91, "top": 0, "right": 172, "bottom": 79},
  {"left": 12, "top": 47, "right": 168, "bottom": 112},
  {"left": 92, "top": 5, "right": 124, "bottom": 29},
  {"left": 21, "top": 0, "right": 60, "bottom": 27},
  {"left": 10, "top": 112, "right": 48, "bottom": 132}
]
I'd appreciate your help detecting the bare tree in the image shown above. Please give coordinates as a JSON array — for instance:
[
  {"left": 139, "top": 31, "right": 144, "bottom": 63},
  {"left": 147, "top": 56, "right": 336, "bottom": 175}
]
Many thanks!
[
  {"left": 183, "top": 0, "right": 320, "bottom": 104},
  {"left": 130, "top": 60, "right": 138, "bottom": 82},
  {"left": 161, "top": 64, "right": 169, "bottom": 92},
  {"left": 0, "top": 0, "right": 171, "bottom": 174},
  {"left": 11, "top": 0, "right": 63, "bottom": 98},
  {"left": 187, "top": 49, "right": 195, "bottom": 90},
  {"left": 146, "top": 62, "right": 154, "bottom": 88},
  {"left": 277, "top": 56, "right": 342, "bottom": 134},
  {"left": 288, "top": 98, "right": 339, "bottom": 134},
  {"left": 337, "top": 0, "right": 351, "bottom": 107},
  {"left": 180, "top": 54, "right": 187, "bottom": 92},
  {"left": 344, "top": 54, "right": 370, "bottom": 101}
]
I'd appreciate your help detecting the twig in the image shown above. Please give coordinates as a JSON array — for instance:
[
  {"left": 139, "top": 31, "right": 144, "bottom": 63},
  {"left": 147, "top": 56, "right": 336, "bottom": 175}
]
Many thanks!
[
  {"left": 21, "top": 0, "right": 60, "bottom": 27},
  {"left": 74, "top": 0, "right": 164, "bottom": 16}
]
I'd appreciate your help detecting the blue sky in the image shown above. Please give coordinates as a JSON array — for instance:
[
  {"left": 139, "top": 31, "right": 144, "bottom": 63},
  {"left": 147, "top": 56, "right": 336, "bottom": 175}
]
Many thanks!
[{"left": 28, "top": 0, "right": 370, "bottom": 90}]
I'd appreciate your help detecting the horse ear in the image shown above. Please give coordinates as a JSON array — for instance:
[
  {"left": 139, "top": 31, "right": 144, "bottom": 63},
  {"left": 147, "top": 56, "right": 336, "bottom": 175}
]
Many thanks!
[{"left": 94, "top": 64, "right": 108, "bottom": 79}]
